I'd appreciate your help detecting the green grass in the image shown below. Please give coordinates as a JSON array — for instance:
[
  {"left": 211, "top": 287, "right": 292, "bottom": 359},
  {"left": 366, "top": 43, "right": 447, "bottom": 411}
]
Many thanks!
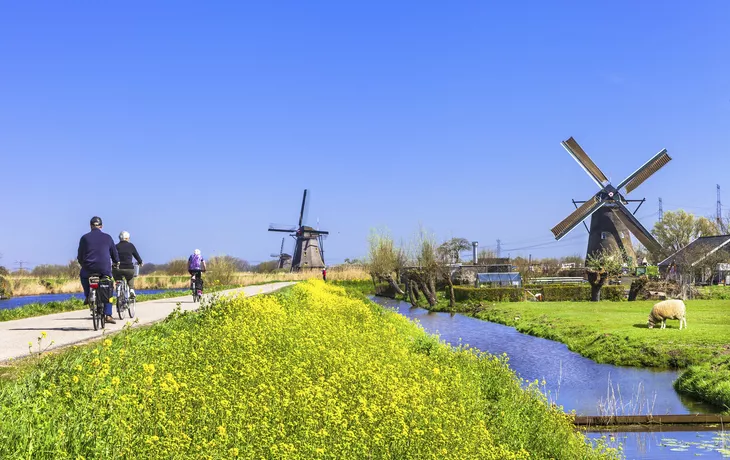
[
  {"left": 0, "top": 281, "right": 616, "bottom": 459},
  {"left": 460, "top": 299, "right": 730, "bottom": 369},
  {"left": 0, "top": 285, "right": 241, "bottom": 322}
]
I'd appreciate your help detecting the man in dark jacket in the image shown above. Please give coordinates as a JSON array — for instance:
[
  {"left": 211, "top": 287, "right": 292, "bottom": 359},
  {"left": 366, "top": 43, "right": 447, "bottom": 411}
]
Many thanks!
[
  {"left": 113, "top": 230, "right": 143, "bottom": 298},
  {"left": 78, "top": 216, "right": 119, "bottom": 324}
]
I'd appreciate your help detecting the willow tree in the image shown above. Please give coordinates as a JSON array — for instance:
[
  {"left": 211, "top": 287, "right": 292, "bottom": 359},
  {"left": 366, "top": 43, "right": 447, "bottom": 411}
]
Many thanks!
[
  {"left": 585, "top": 248, "right": 633, "bottom": 302},
  {"left": 367, "top": 229, "right": 405, "bottom": 296}
]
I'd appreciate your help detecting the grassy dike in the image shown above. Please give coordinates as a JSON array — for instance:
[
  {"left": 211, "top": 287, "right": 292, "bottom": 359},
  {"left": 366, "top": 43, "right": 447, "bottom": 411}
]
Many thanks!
[
  {"left": 0, "top": 281, "right": 616, "bottom": 459},
  {"left": 362, "top": 279, "right": 730, "bottom": 412}
]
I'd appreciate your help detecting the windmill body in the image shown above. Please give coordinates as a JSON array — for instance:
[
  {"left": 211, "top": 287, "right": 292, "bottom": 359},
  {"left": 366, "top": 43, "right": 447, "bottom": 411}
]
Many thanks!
[
  {"left": 551, "top": 137, "right": 671, "bottom": 261},
  {"left": 269, "top": 190, "right": 329, "bottom": 271}
]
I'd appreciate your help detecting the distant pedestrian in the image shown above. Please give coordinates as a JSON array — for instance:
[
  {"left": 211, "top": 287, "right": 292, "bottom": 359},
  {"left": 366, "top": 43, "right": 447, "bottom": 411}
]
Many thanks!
[{"left": 322, "top": 267, "right": 327, "bottom": 282}]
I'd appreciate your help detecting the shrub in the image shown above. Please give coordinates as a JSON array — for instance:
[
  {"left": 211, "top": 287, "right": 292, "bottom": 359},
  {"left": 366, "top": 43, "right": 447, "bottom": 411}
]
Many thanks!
[
  {"left": 454, "top": 286, "right": 525, "bottom": 302},
  {"left": 540, "top": 285, "right": 625, "bottom": 301},
  {"left": 374, "top": 282, "right": 404, "bottom": 298},
  {"left": 0, "top": 275, "right": 11, "bottom": 298},
  {"left": 165, "top": 258, "right": 189, "bottom": 275},
  {"left": 206, "top": 255, "right": 238, "bottom": 286}
]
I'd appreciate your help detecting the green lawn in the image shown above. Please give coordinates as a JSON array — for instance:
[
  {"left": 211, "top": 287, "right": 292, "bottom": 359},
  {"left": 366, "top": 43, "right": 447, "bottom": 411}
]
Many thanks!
[{"left": 469, "top": 299, "right": 730, "bottom": 368}]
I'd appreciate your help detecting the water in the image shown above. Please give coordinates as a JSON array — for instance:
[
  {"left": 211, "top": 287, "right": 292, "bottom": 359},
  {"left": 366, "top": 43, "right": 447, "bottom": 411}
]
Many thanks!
[
  {"left": 585, "top": 431, "right": 730, "bottom": 459},
  {"left": 370, "top": 297, "right": 727, "bottom": 460},
  {"left": 0, "top": 289, "right": 186, "bottom": 310}
]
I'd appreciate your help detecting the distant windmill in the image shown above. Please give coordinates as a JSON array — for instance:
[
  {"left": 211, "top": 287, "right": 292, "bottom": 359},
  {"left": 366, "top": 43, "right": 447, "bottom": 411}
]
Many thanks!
[
  {"left": 268, "top": 189, "right": 329, "bottom": 271},
  {"left": 270, "top": 237, "right": 292, "bottom": 270},
  {"left": 551, "top": 137, "right": 671, "bottom": 260}
]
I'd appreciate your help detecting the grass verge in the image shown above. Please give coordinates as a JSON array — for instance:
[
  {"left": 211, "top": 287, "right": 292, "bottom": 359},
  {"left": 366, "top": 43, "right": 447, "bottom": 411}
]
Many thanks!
[{"left": 0, "top": 281, "right": 616, "bottom": 459}]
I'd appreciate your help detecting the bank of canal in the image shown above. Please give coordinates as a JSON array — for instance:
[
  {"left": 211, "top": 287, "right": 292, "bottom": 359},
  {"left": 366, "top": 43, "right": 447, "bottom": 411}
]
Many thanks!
[{"left": 370, "top": 297, "right": 730, "bottom": 459}]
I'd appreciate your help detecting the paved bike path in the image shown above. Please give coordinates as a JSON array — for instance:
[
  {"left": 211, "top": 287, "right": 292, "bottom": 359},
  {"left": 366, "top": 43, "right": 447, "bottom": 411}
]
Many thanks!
[{"left": 0, "top": 282, "right": 294, "bottom": 363}]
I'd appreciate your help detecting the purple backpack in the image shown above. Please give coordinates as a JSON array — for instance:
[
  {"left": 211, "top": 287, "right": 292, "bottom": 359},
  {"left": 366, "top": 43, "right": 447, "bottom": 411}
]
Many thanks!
[{"left": 188, "top": 254, "right": 203, "bottom": 270}]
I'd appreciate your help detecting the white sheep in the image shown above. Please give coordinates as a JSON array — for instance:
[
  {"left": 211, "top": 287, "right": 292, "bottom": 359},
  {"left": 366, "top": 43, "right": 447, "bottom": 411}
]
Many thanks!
[{"left": 647, "top": 299, "right": 687, "bottom": 330}]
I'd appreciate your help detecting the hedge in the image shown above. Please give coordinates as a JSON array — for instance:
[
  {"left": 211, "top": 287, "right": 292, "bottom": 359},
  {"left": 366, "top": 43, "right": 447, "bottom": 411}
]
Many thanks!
[
  {"left": 453, "top": 285, "right": 626, "bottom": 302},
  {"left": 453, "top": 286, "right": 525, "bottom": 302}
]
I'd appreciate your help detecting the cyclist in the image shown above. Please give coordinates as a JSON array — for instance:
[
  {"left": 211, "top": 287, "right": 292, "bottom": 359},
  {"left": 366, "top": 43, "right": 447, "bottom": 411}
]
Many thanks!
[
  {"left": 78, "top": 216, "right": 119, "bottom": 324},
  {"left": 113, "top": 231, "right": 143, "bottom": 298},
  {"left": 188, "top": 249, "right": 207, "bottom": 294}
]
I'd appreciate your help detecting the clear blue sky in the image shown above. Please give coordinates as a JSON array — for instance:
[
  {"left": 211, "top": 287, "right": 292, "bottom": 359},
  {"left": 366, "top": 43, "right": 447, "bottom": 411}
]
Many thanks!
[{"left": 1, "top": 1, "right": 729, "bottom": 268}]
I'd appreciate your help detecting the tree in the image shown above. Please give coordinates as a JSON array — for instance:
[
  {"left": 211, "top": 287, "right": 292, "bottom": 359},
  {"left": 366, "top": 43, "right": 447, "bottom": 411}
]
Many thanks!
[
  {"left": 407, "top": 229, "right": 438, "bottom": 307},
  {"left": 585, "top": 248, "right": 634, "bottom": 302},
  {"left": 436, "top": 241, "right": 458, "bottom": 308},
  {"left": 652, "top": 210, "right": 720, "bottom": 259},
  {"left": 438, "top": 238, "right": 472, "bottom": 264},
  {"left": 367, "top": 229, "right": 405, "bottom": 296}
]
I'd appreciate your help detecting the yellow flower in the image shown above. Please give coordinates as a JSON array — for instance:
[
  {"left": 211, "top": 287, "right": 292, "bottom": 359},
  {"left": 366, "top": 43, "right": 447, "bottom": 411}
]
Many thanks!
[
  {"left": 433, "top": 367, "right": 440, "bottom": 375},
  {"left": 111, "top": 377, "right": 121, "bottom": 386},
  {"left": 217, "top": 425, "right": 226, "bottom": 437},
  {"left": 41, "top": 331, "right": 47, "bottom": 339},
  {"left": 103, "top": 339, "right": 112, "bottom": 347},
  {"left": 228, "top": 448, "right": 239, "bottom": 457},
  {"left": 72, "top": 376, "right": 79, "bottom": 383}
]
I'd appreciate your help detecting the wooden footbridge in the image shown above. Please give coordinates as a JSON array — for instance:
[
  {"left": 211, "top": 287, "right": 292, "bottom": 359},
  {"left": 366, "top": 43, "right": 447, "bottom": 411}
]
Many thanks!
[{"left": 574, "top": 414, "right": 730, "bottom": 432}]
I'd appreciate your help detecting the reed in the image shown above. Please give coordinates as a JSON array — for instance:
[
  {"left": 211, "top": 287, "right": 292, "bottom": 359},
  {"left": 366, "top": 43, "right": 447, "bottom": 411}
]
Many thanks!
[{"left": 6, "top": 266, "right": 369, "bottom": 297}]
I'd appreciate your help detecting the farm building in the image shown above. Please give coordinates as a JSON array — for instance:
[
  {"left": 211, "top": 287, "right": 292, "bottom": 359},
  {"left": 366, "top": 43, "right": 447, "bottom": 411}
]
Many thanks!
[{"left": 658, "top": 235, "right": 730, "bottom": 285}]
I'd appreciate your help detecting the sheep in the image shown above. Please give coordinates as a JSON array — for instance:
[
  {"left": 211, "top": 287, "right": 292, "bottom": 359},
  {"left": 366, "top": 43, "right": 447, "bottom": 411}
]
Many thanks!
[{"left": 647, "top": 299, "right": 687, "bottom": 330}]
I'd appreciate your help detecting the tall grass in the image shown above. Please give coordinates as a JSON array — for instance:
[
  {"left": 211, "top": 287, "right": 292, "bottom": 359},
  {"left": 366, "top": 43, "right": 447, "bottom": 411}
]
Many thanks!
[
  {"left": 0, "top": 281, "right": 616, "bottom": 459},
  {"left": 6, "top": 266, "right": 369, "bottom": 296}
]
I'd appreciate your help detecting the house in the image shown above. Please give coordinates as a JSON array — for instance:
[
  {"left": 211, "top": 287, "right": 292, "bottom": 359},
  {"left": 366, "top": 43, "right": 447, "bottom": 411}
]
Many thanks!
[{"left": 657, "top": 235, "right": 730, "bottom": 285}]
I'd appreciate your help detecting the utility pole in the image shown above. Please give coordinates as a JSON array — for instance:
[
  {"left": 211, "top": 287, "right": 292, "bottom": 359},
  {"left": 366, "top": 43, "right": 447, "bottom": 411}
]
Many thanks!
[
  {"left": 496, "top": 239, "right": 502, "bottom": 259},
  {"left": 658, "top": 197, "right": 663, "bottom": 222},
  {"left": 717, "top": 185, "right": 724, "bottom": 233},
  {"left": 14, "top": 260, "right": 30, "bottom": 272}
]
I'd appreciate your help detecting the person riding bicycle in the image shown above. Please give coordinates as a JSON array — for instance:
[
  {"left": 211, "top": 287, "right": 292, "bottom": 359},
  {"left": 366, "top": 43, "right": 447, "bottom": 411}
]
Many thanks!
[
  {"left": 188, "top": 249, "right": 207, "bottom": 293},
  {"left": 77, "top": 216, "right": 119, "bottom": 324},
  {"left": 113, "top": 231, "right": 143, "bottom": 298}
]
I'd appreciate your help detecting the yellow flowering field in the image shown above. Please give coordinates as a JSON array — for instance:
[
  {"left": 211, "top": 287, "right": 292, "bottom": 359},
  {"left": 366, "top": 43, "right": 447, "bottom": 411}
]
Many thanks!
[{"left": 0, "top": 281, "right": 616, "bottom": 459}]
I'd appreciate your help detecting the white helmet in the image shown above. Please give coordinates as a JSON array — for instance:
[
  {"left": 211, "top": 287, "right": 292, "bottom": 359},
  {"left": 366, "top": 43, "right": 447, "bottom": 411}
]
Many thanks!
[
  {"left": 194, "top": 249, "right": 201, "bottom": 255},
  {"left": 119, "top": 231, "right": 130, "bottom": 241}
]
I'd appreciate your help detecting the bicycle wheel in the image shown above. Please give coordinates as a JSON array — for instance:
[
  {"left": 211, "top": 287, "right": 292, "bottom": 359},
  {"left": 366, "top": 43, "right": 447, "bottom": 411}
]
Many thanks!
[
  {"left": 117, "top": 284, "right": 127, "bottom": 320},
  {"left": 92, "top": 290, "right": 100, "bottom": 331},
  {"left": 128, "top": 297, "right": 136, "bottom": 318}
]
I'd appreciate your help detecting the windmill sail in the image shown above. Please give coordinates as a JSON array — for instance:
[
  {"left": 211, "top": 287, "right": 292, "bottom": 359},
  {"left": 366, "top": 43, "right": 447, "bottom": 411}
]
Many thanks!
[
  {"left": 612, "top": 202, "right": 662, "bottom": 254},
  {"left": 617, "top": 149, "right": 671, "bottom": 194},
  {"left": 551, "top": 196, "right": 605, "bottom": 240},
  {"left": 561, "top": 137, "right": 609, "bottom": 187}
]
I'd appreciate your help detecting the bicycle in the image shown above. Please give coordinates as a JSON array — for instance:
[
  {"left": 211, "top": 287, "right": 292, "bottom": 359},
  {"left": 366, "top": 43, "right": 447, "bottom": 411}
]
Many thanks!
[
  {"left": 115, "top": 277, "right": 136, "bottom": 320},
  {"left": 88, "top": 275, "right": 110, "bottom": 331},
  {"left": 190, "top": 271, "right": 203, "bottom": 302}
]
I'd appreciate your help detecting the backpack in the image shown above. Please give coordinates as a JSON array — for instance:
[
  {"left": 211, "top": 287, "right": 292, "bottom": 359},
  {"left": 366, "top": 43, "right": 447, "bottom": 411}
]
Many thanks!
[{"left": 188, "top": 254, "right": 203, "bottom": 270}]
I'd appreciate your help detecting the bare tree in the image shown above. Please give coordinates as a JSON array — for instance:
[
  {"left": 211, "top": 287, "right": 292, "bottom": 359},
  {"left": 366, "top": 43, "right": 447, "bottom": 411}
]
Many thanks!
[{"left": 367, "top": 229, "right": 405, "bottom": 296}]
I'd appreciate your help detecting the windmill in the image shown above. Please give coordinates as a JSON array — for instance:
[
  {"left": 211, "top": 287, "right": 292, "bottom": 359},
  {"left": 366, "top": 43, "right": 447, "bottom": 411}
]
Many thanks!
[
  {"left": 268, "top": 189, "right": 329, "bottom": 271},
  {"left": 551, "top": 137, "right": 671, "bottom": 261},
  {"left": 270, "top": 237, "right": 292, "bottom": 270}
]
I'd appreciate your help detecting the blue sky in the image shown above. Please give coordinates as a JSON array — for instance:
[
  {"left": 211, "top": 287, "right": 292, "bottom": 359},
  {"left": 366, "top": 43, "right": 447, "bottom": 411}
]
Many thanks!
[{"left": 1, "top": 1, "right": 729, "bottom": 268}]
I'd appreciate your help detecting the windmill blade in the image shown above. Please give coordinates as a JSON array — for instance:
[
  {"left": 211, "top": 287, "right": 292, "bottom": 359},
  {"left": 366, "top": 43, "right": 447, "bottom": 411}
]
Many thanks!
[
  {"left": 298, "top": 189, "right": 308, "bottom": 227},
  {"left": 269, "top": 223, "right": 297, "bottom": 232},
  {"left": 616, "top": 149, "right": 671, "bottom": 194},
  {"left": 612, "top": 202, "right": 663, "bottom": 254},
  {"left": 551, "top": 196, "right": 605, "bottom": 240},
  {"left": 561, "top": 137, "right": 609, "bottom": 188}
]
